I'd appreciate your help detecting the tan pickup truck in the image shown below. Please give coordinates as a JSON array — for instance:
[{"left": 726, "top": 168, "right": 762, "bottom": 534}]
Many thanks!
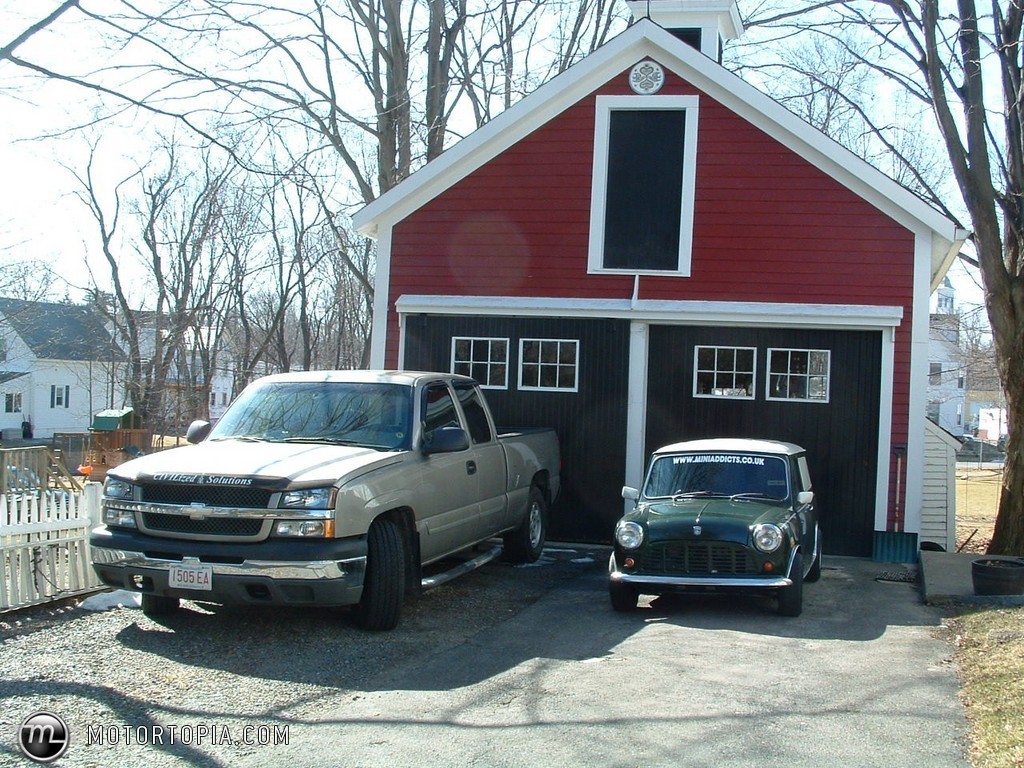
[{"left": 91, "top": 371, "right": 560, "bottom": 630}]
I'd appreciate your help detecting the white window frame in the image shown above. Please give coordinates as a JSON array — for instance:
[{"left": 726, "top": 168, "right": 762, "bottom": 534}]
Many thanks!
[
  {"left": 588, "top": 95, "right": 699, "bottom": 277},
  {"left": 4, "top": 392, "right": 22, "bottom": 413},
  {"left": 518, "top": 338, "right": 579, "bottom": 392},
  {"left": 692, "top": 345, "right": 757, "bottom": 400},
  {"left": 450, "top": 337, "right": 510, "bottom": 390},
  {"left": 766, "top": 348, "right": 831, "bottom": 403}
]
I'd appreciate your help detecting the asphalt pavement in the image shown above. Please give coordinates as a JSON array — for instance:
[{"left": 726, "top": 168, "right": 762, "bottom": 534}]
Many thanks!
[{"left": 235, "top": 552, "right": 969, "bottom": 768}]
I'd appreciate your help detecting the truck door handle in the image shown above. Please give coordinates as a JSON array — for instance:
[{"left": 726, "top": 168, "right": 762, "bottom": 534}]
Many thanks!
[{"left": 466, "top": 460, "right": 477, "bottom": 475}]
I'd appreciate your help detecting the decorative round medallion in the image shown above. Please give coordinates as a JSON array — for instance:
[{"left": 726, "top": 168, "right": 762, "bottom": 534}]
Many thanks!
[{"left": 629, "top": 60, "right": 665, "bottom": 94}]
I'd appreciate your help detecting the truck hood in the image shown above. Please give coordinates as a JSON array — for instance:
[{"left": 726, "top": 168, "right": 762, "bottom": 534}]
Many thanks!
[
  {"left": 107, "top": 439, "right": 404, "bottom": 489},
  {"left": 639, "top": 498, "right": 789, "bottom": 544}
]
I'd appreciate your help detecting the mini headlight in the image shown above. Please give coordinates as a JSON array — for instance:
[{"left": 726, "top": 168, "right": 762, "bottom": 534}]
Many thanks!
[
  {"left": 615, "top": 521, "right": 644, "bottom": 549},
  {"left": 752, "top": 523, "right": 784, "bottom": 553},
  {"left": 279, "top": 487, "right": 334, "bottom": 510},
  {"left": 103, "top": 478, "right": 135, "bottom": 500}
]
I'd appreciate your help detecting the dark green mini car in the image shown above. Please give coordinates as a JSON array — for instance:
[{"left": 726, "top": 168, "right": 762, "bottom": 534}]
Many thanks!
[{"left": 609, "top": 438, "right": 821, "bottom": 617}]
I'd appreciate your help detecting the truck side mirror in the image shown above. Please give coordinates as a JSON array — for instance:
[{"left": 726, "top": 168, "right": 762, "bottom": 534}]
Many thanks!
[
  {"left": 422, "top": 426, "right": 469, "bottom": 455},
  {"left": 622, "top": 486, "right": 640, "bottom": 502},
  {"left": 186, "top": 420, "right": 212, "bottom": 444},
  {"left": 797, "top": 490, "right": 814, "bottom": 505}
]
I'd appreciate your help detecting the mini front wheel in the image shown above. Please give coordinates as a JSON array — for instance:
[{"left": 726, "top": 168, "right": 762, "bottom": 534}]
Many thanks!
[
  {"left": 777, "top": 552, "right": 804, "bottom": 617},
  {"left": 609, "top": 580, "right": 638, "bottom": 612}
]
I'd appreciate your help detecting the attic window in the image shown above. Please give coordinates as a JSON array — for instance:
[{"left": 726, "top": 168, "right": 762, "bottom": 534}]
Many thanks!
[{"left": 588, "top": 95, "right": 699, "bottom": 276}]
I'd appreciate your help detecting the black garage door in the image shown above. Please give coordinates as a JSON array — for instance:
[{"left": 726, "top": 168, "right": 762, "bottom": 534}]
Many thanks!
[
  {"left": 404, "top": 314, "right": 631, "bottom": 542},
  {"left": 645, "top": 326, "right": 881, "bottom": 557}
]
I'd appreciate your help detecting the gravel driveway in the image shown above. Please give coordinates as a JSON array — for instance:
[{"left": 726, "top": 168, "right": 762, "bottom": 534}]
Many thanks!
[{"left": 1, "top": 548, "right": 968, "bottom": 767}]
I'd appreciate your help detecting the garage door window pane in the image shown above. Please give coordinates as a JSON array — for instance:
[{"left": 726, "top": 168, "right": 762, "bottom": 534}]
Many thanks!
[
  {"left": 693, "top": 345, "right": 756, "bottom": 399},
  {"left": 451, "top": 337, "right": 509, "bottom": 389},
  {"left": 767, "top": 348, "right": 830, "bottom": 403},
  {"left": 520, "top": 339, "right": 579, "bottom": 392}
]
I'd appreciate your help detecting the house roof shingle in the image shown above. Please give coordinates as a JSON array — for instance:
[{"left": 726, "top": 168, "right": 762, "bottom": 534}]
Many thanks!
[{"left": 0, "top": 297, "right": 121, "bottom": 362}]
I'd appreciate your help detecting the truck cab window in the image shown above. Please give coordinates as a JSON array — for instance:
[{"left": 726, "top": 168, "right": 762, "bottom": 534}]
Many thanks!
[
  {"left": 454, "top": 383, "right": 493, "bottom": 444},
  {"left": 423, "top": 384, "right": 460, "bottom": 440}
]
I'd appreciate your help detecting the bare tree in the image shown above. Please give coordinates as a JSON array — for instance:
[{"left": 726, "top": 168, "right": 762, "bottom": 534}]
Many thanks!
[
  {"left": 74, "top": 140, "right": 235, "bottom": 437},
  {"left": 736, "top": 0, "right": 1024, "bottom": 554}
]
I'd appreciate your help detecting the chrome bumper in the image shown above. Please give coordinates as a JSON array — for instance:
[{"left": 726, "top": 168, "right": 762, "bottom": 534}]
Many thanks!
[
  {"left": 608, "top": 553, "right": 792, "bottom": 588},
  {"left": 92, "top": 547, "right": 366, "bottom": 582}
]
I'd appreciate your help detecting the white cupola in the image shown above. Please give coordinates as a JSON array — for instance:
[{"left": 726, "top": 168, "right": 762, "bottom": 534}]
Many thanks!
[{"left": 626, "top": 0, "right": 743, "bottom": 62}]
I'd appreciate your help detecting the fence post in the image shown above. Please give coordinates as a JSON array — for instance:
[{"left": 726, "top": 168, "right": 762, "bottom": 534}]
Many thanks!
[{"left": 84, "top": 482, "right": 103, "bottom": 529}]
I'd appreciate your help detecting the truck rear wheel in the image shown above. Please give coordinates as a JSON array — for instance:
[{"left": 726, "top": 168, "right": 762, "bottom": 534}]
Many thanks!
[
  {"left": 503, "top": 486, "right": 547, "bottom": 563},
  {"left": 354, "top": 517, "right": 405, "bottom": 631}
]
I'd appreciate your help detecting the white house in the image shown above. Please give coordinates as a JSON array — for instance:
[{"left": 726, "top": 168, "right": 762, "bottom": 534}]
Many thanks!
[{"left": 0, "top": 297, "right": 124, "bottom": 440}]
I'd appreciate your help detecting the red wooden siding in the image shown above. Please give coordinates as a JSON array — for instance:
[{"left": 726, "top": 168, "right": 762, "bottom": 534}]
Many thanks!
[{"left": 384, "top": 64, "right": 917, "bottom": 530}]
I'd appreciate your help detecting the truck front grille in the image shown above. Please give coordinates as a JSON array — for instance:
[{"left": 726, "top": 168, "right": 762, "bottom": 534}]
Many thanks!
[
  {"left": 141, "top": 512, "right": 265, "bottom": 537},
  {"left": 639, "top": 542, "right": 757, "bottom": 576},
  {"left": 140, "top": 484, "right": 273, "bottom": 509}
]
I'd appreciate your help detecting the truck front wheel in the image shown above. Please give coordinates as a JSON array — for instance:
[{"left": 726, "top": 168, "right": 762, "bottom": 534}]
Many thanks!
[
  {"left": 141, "top": 594, "right": 180, "bottom": 617},
  {"left": 503, "top": 486, "right": 547, "bottom": 563},
  {"left": 354, "top": 517, "right": 405, "bottom": 631}
]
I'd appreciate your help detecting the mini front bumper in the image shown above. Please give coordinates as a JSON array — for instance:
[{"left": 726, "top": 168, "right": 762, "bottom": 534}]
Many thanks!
[
  {"left": 90, "top": 526, "right": 367, "bottom": 607},
  {"left": 608, "top": 552, "right": 793, "bottom": 589}
]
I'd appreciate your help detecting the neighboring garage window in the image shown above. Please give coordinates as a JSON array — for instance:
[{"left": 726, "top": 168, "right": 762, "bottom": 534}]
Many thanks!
[
  {"left": 693, "top": 346, "right": 756, "bottom": 399},
  {"left": 5, "top": 392, "right": 21, "bottom": 413},
  {"left": 519, "top": 339, "right": 579, "bottom": 392},
  {"left": 767, "top": 349, "right": 831, "bottom": 402},
  {"left": 451, "top": 337, "right": 509, "bottom": 389},
  {"left": 588, "top": 95, "right": 699, "bottom": 276}
]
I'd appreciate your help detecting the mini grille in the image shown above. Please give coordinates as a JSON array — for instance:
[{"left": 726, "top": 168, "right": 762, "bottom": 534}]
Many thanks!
[
  {"left": 639, "top": 542, "right": 758, "bottom": 576},
  {"left": 140, "top": 484, "right": 273, "bottom": 509},
  {"left": 142, "top": 512, "right": 264, "bottom": 537}
]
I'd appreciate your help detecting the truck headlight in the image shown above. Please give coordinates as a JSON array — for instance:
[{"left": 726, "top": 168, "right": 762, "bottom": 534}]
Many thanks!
[
  {"left": 279, "top": 487, "right": 334, "bottom": 510},
  {"left": 103, "top": 477, "right": 136, "bottom": 500},
  {"left": 274, "top": 519, "right": 335, "bottom": 537},
  {"left": 752, "top": 523, "right": 784, "bottom": 553},
  {"left": 615, "top": 521, "right": 644, "bottom": 549},
  {"left": 102, "top": 506, "right": 137, "bottom": 528}
]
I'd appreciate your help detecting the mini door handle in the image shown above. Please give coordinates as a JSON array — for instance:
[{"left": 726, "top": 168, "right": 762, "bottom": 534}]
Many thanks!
[{"left": 466, "top": 460, "right": 477, "bottom": 475}]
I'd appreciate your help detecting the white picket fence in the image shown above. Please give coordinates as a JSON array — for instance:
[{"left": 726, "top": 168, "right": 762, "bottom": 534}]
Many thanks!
[{"left": 1, "top": 484, "right": 103, "bottom": 612}]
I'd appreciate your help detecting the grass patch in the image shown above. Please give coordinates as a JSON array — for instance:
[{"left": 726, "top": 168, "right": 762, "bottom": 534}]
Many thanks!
[
  {"left": 951, "top": 605, "right": 1024, "bottom": 767},
  {"left": 953, "top": 466, "right": 1024, "bottom": 766}
]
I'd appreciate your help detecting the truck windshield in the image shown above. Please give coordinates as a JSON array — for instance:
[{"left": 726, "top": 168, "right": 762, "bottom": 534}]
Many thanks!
[
  {"left": 644, "top": 453, "right": 789, "bottom": 501},
  {"left": 208, "top": 382, "right": 413, "bottom": 451}
]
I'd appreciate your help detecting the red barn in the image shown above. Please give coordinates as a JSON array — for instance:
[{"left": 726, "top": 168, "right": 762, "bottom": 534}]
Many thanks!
[{"left": 353, "top": 0, "right": 966, "bottom": 558}]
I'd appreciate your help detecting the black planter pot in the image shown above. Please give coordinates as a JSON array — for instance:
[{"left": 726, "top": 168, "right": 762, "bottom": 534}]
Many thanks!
[{"left": 972, "top": 557, "right": 1024, "bottom": 596}]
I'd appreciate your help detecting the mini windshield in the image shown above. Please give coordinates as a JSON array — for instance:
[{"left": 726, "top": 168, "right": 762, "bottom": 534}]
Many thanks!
[
  {"left": 209, "top": 381, "right": 412, "bottom": 451},
  {"left": 644, "top": 453, "right": 790, "bottom": 501}
]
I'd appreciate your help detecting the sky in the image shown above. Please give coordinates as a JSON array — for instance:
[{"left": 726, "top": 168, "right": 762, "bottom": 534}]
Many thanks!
[{"left": 0, "top": 1, "right": 989, "bottom": 317}]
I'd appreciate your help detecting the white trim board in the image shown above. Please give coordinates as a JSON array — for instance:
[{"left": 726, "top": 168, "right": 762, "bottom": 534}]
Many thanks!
[{"left": 394, "top": 294, "right": 903, "bottom": 329}]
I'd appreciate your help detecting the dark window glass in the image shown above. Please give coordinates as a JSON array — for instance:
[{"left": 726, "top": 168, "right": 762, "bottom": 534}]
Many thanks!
[{"left": 603, "top": 109, "right": 686, "bottom": 271}]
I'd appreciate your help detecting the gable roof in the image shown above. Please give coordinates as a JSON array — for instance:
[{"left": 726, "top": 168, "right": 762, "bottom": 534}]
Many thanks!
[
  {"left": 353, "top": 19, "right": 967, "bottom": 288},
  {"left": 0, "top": 297, "right": 121, "bottom": 362}
]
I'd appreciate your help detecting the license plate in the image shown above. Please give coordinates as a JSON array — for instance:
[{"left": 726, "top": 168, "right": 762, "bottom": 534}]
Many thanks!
[{"left": 168, "top": 563, "right": 213, "bottom": 591}]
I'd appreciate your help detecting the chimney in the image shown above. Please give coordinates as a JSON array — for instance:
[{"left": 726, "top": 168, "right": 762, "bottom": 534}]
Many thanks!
[{"left": 626, "top": 0, "right": 743, "bottom": 62}]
